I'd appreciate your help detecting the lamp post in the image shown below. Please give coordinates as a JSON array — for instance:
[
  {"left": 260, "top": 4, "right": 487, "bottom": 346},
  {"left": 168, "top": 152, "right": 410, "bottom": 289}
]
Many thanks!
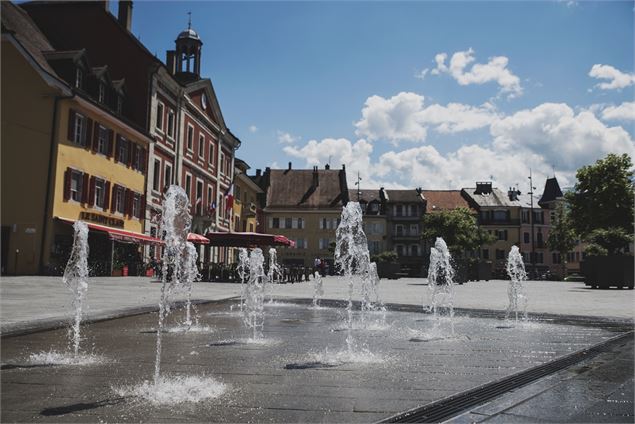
[{"left": 528, "top": 170, "right": 536, "bottom": 279}]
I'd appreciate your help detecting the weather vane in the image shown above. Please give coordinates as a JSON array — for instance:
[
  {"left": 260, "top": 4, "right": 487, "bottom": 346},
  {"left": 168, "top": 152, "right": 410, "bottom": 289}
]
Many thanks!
[{"left": 187, "top": 11, "right": 192, "bottom": 30}]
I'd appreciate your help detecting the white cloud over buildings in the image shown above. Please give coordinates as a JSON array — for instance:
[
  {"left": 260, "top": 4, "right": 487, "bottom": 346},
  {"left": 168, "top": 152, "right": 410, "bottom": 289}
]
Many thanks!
[{"left": 588, "top": 64, "right": 635, "bottom": 90}]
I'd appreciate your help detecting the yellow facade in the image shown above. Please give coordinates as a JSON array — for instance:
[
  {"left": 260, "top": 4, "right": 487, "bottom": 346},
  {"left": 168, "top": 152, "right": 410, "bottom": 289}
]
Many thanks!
[{"left": 1, "top": 38, "right": 64, "bottom": 274}]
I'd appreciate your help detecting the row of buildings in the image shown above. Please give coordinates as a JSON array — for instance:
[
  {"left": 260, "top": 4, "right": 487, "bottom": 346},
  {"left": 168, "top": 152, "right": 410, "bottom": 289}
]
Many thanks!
[
  {"left": 233, "top": 163, "right": 584, "bottom": 278},
  {"left": 2, "top": 1, "right": 239, "bottom": 275}
]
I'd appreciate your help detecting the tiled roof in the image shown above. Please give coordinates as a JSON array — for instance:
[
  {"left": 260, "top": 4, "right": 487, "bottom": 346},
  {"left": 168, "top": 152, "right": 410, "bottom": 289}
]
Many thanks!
[
  {"left": 462, "top": 187, "right": 522, "bottom": 208},
  {"left": 348, "top": 189, "right": 382, "bottom": 203},
  {"left": 385, "top": 189, "right": 426, "bottom": 203},
  {"left": 1, "top": 2, "right": 59, "bottom": 78},
  {"left": 266, "top": 169, "right": 347, "bottom": 209},
  {"left": 422, "top": 190, "right": 472, "bottom": 212}
]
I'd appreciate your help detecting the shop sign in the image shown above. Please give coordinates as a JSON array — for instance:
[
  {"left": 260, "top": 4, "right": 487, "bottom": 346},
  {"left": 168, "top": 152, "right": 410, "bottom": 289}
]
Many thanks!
[{"left": 79, "top": 212, "right": 124, "bottom": 228}]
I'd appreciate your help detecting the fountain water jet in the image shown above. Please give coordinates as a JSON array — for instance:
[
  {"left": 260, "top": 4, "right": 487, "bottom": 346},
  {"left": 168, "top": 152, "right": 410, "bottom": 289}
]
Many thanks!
[
  {"left": 312, "top": 271, "right": 323, "bottom": 308},
  {"left": 505, "top": 245, "right": 528, "bottom": 322},
  {"left": 154, "top": 185, "right": 191, "bottom": 383},
  {"left": 266, "top": 248, "right": 281, "bottom": 303},
  {"left": 236, "top": 248, "right": 249, "bottom": 312},
  {"left": 242, "top": 248, "right": 266, "bottom": 340},
  {"left": 63, "top": 220, "right": 90, "bottom": 357},
  {"left": 427, "top": 237, "right": 456, "bottom": 336},
  {"left": 180, "top": 242, "right": 200, "bottom": 328}
]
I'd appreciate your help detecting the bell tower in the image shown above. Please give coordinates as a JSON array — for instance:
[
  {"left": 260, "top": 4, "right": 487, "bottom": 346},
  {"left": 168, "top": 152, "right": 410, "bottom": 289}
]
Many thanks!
[{"left": 173, "top": 12, "right": 202, "bottom": 82}]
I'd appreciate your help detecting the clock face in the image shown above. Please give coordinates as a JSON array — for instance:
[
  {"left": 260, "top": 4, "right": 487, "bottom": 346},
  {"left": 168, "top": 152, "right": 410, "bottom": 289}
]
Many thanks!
[{"left": 201, "top": 93, "right": 208, "bottom": 110}]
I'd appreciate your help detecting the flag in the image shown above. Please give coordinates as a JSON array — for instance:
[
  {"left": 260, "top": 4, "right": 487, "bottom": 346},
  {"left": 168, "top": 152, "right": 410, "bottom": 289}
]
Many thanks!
[
  {"left": 208, "top": 201, "right": 216, "bottom": 217},
  {"left": 224, "top": 184, "right": 234, "bottom": 210}
]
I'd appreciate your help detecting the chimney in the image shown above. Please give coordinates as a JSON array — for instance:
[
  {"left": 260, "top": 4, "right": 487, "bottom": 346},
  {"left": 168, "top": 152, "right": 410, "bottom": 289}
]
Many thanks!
[
  {"left": 255, "top": 169, "right": 261, "bottom": 178},
  {"left": 475, "top": 181, "right": 492, "bottom": 195},
  {"left": 288, "top": 162, "right": 292, "bottom": 170},
  {"left": 312, "top": 166, "right": 319, "bottom": 187},
  {"left": 325, "top": 164, "right": 330, "bottom": 170},
  {"left": 166, "top": 50, "right": 176, "bottom": 74},
  {"left": 118, "top": 1, "right": 133, "bottom": 32},
  {"left": 508, "top": 187, "right": 520, "bottom": 201}
]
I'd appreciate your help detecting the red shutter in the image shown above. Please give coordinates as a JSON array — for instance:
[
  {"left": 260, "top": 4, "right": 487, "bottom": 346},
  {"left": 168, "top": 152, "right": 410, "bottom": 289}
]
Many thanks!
[
  {"left": 81, "top": 173, "right": 90, "bottom": 203},
  {"left": 63, "top": 168, "right": 71, "bottom": 201},
  {"left": 88, "top": 176, "right": 96, "bottom": 207},
  {"left": 140, "top": 194, "right": 146, "bottom": 219},
  {"left": 103, "top": 181, "right": 111, "bottom": 211},
  {"left": 67, "top": 109, "right": 76, "bottom": 141},
  {"left": 92, "top": 122, "right": 99, "bottom": 152},
  {"left": 107, "top": 130, "right": 114, "bottom": 158},
  {"left": 84, "top": 118, "right": 93, "bottom": 149}
]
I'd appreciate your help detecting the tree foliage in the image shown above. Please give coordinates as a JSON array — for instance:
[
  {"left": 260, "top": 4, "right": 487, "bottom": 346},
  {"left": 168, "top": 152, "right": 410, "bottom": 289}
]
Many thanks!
[
  {"left": 565, "top": 153, "right": 634, "bottom": 254},
  {"left": 371, "top": 250, "right": 398, "bottom": 264},
  {"left": 547, "top": 202, "right": 576, "bottom": 275},
  {"left": 421, "top": 208, "right": 495, "bottom": 256}
]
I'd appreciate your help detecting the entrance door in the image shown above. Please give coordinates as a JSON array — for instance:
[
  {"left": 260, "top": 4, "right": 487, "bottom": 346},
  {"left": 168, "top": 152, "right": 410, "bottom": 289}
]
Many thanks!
[{"left": 1, "top": 226, "right": 9, "bottom": 275}]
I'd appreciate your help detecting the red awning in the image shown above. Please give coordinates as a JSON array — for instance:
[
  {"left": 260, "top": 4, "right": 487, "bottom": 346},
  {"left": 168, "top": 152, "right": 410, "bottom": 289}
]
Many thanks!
[
  {"left": 187, "top": 232, "right": 210, "bottom": 244},
  {"left": 56, "top": 217, "right": 162, "bottom": 245},
  {"left": 205, "top": 231, "right": 294, "bottom": 248}
]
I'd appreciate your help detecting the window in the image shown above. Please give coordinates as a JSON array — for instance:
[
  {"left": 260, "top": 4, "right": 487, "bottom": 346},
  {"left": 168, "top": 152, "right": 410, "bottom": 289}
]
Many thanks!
[
  {"left": 116, "top": 136, "right": 128, "bottom": 164},
  {"left": 209, "top": 143, "right": 214, "bottom": 167},
  {"left": 295, "top": 239, "right": 307, "bottom": 249},
  {"left": 156, "top": 102, "right": 164, "bottom": 130},
  {"left": 482, "top": 249, "right": 489, "bottom": 260},
  {"left": 396, "top": 205, "right": 403, "bottom": 217},
  {"left": 198, "top": 134, "right": 205, "bottom": 158},
  {"left": 98, "top": 83, "right": 105, "bottom": 103},
  {"left": 164, "top": 164, "right": 172, "bottom": 188},
  {"left": 411, "top": 245, "right": 419, "bottom": 256},
  {"left": 396, "top": 245, "right": 404, "bottom": 256},
  {"left": 153, "top": 160, "right": 161, "bottom": 191},
  {"left": 410, "top": 205, "right": 418, "bottom": 217},
  {"left": 94, "top": 178, "right": 105, "bottom": 208},
  {"left": 319, "top": 238, "right": 330, "bottom": 250},
  {"left": 272, "top": 217, "right": 280, "bottom": 229},
  {"left": 207, "top": 186, "right": 214, "bottom": 213},
  {"left": 552, "top": 252, "right": 561, "bottom": 264},
  {"left": 495, "top": 249, "right": 505, "bottom": 260},
  {"left": 133, "top": 145, "right": 146, "bottom": 172},
  {"left": 114, "top": 186, "right": 125, "bottom": 214},
  {"left": 75, "top": 68, "right": 83, "bottom": 89},
  {"left": 70, "top": 171, "right": 83, "bottom": 202},
  {"left": 493, "top": 210, "right": 508, "bottom": 221},
  {"left": 73, "top": 113, "right": 86, "bottom": 145},
  {"left": 395, "top": 224, "right": 404, "bottom": 237},
  {"left": 167, "top": 110, "right": 175, "bottom": 138},
  {"left": 285, "top": 217, "right": 292, "bottom": 229},
  {"left": 522, "top": 210, "right": 530, "bottom": 224},
  {"left": 234, "top": 185, "right": 241, "bottom": 203},
  {"left": 297, "top": 218, "right": 304, "bottom": 229},
  {"left": 524, "top": 232, "right": 530, "bottom": 243},
  {"left": 537, "top": 252, "right": 544, "bottom": 264},
  {"left": 196, "top": 181, "right": 203, "bottom": 215},
  {"left": 536, "top": 231, "right": 543, "bottom": 244},
  {"left": 409, "top": 224, "right": 419, "bottom": 236},
  {"left": 497, "top": 230, "right": 508, "bottom": 241},
  {"left": 370, "top": 241, "right": 382, "bottom": 254},
  {"left": 132, "top": 193, "right": 141, "bottom": 218},
  {"left": 220, "top": 153, "right": 225, "bottom": 175},
  {"left": 187, "top": 125, "right": 194, "bottom": 151},
  {"left": 96, "top": 125, "right": 108, "bottom": 155},
  {"left": 185, "top": 174, "right": 192, "bottom": 202}
]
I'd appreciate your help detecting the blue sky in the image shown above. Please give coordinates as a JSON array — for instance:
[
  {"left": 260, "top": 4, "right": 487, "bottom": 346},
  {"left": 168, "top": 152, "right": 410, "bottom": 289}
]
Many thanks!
[{"left": 125, "top": 1, "right": 634, "bottom": 191}]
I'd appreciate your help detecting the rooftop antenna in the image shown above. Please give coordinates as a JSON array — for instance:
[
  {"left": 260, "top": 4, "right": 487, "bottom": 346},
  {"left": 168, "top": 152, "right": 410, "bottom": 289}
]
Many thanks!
[
  {"left": 528, "top": 169, "right": 537, "bottom": 279},
  {"left": 354, "top": 171, "right": 362, "bottom": 201},
  {"left": 187, "top": 11, "right": 192, "bottom": 29},
  {"left": 328, "top": 155, "right": 332, "bottom": 167}
]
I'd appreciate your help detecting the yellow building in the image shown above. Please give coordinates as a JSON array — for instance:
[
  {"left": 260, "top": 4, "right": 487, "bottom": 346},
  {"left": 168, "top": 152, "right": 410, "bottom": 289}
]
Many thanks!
[
  {"left": 1, "top": 3, "right": 153, "bottom": 275},
  {"left": 234, "top": 159, "right": 263, "bottom": 233}
]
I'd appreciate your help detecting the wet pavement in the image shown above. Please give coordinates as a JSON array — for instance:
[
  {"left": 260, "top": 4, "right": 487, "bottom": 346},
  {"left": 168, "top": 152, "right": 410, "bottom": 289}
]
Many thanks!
[{"left": 1, "top": 299, "right": 632, "bottom": 423}]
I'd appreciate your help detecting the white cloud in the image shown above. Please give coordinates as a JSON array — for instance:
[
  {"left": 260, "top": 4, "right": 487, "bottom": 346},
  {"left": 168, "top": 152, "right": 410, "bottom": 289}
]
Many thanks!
[
  {"left": 354, "top": 92, "right": 499, "bottom": 143},
  {"left": 248, "top": 125, "right": 258, "bottom": 133},
  {"left": 430, "top": 48, "right": 523, "bottom": 97},
  {"left": 277, "top": 130, "right": 299, "bottom": 144},
  {"left": 491, "top": 102, "right": 635, "bottom": 170},
  {"left": 414, "top": 68, "right": 429, "bottom": 80},
  {"left": 600, "top": 102, "right": 635, "bottom": 121},
  {"left": 588, "top": 64, "right": 635, "bottom": 90}
]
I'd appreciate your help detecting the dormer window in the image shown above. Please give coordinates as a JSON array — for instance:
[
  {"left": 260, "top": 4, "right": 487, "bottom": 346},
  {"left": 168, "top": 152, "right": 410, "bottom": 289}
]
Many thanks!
[
  {"left": 98, "top": 83, "right": 105, "bottom": 103},
  {"left": 75, "top": 68, "right": 83, "bottom": 89}
]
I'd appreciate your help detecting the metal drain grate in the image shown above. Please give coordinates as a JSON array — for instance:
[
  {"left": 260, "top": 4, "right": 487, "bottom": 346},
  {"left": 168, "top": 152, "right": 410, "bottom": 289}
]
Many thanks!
[{"left": 380, "top": 331, "right": 634, "bottom": 423}]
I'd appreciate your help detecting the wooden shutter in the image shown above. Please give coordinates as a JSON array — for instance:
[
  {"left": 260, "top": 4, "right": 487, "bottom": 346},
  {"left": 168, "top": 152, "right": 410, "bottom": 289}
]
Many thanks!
[
  {"left": 63, "top": 168, "right": 71, "bottom": 201},
  {"left": 110, "top": 184, "right": 118, "bottom": 212},
  {"left": 84, "top": 118, "right": 93, "bottom": 149},
  {"left": 127, "top": 142, "right": 134, "bottom": 168},
  {"left": 139, "top": 148, "right": 147, "bottom": 173},
  {"left": 92, "top": 122, "right": 99, "bottom": 152},
  {"left": 114, "top": 135, "right": 121, "bottom": 162},
  {"left": 88, "top": 176, "right": 96, "bottom": 207},
  {"left": 103, "top": 181, "right": 111, "bottom": 211},
  {"left": 81, "top": 173, "right": 90, "bottom": 203},
  {"left": 124, "top": 188, "right": 131, "bottom": 216},
  {"left": 140, "top": 194, "right": 146, "bottom": 219},
  {"left": 107, "top": 130, "right": 114, "bottom": 158},
  {"left": 67, "top": 109, "right": 76, "bottom": 141}
]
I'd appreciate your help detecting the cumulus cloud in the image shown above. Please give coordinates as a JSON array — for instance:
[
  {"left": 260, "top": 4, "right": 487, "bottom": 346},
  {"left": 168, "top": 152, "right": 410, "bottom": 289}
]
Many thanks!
[
  {"left": 277, "top": 130, "right": 299, "bottom": 144},
  {"left": 414, "top": 68, "right": 429, "bottom": 80},
  {"left": 354, "top": 92, "right": 499, "bottom": 143},
  {"left": 429, "top": 48, "right": 523, "bottom": 97},
  {"left": 588, "top": 64, "right": 635, "bottom": 90},
  {"left": 248, "top": 125, "right": 258, "bottom": 133},
  {"left": 600, "top": 102, "right": 635, "bottom": 121},
  {"left": 491, "top": 102, "right": 635, "bottom": 170}
]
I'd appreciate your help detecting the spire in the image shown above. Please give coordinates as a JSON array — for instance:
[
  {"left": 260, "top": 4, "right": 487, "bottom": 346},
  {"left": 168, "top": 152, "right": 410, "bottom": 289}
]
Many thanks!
[{"left": 187, "top": 11, "right": 191, "bottom": 30}]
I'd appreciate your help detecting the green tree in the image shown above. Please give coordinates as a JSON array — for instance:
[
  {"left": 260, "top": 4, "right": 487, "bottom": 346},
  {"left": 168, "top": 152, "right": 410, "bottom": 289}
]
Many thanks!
[
  {"left": 547, "top": 203, "right": 576, "bottom": 277},
  {"left": 565, "top": 153, "right": 635, "bottom": 254},
  {"left": 421, "top": 208, "right": 495, "bottom": 257}
]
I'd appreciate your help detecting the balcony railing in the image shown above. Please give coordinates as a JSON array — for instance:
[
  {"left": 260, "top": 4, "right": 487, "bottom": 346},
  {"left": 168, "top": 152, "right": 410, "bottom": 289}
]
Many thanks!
[{"left": 478, "top": 218, "right": 520, "bottom": 226}]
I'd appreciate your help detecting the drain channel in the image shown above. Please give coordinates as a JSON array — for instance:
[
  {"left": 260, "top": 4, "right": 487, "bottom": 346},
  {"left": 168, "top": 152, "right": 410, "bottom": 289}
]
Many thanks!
[{"left": 380, "top": 331, "right": 634, "bottom": 423}]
